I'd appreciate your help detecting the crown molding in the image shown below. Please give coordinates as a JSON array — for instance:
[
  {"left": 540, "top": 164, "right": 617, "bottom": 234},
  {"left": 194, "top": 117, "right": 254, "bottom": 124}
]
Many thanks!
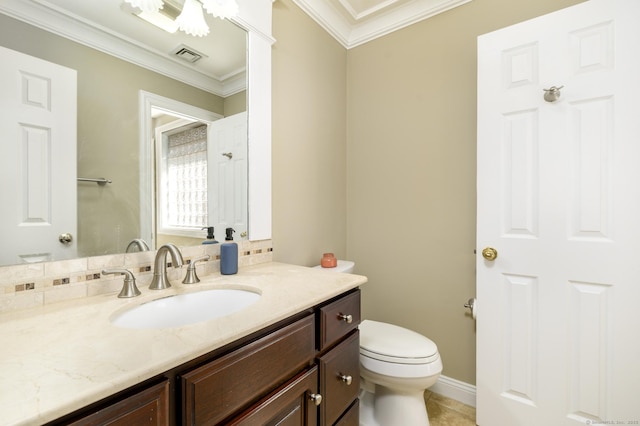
[
  {"left": 0, "top": 0, "right": 243, "bottom": 97},
  {"left": 292, "top": 0, "right": 473, "bottom": 49}
]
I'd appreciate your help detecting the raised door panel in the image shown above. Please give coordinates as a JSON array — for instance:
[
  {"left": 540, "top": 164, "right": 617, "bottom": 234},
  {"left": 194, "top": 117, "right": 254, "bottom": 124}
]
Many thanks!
[
  {"left": 318, "top": 331, "right": 360, "bottom": 426},
  {"left": 66, "top": 380, "right": 169, "bottom": 426},
  {"left": 227, "top": 367, "right": 319, "bottom": 426},
  {"left": 181, "top": 314, "right": 316, "bottom": 425},
  {"left": 207, "top": 111, "right": 248, "bottom": 237}
]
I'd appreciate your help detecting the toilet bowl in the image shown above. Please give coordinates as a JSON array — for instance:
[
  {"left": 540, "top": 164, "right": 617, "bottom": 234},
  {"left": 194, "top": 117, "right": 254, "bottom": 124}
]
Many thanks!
[{"left": 312, "top": 259, "right": 443, "bottom": 426}]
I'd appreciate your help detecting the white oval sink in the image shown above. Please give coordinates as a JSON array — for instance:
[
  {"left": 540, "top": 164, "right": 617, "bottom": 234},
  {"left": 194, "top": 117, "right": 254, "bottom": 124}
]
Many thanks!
[{"left": 110, "top": 288, "right": 261, "bottom": 329}]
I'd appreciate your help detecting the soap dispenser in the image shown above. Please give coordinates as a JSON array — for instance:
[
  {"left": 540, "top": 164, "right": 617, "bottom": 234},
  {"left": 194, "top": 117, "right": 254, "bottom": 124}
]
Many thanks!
[
  {"left": 202, "top": 226, "right": 218, "bottom": 244},
  {"left": 220, "top": 228, "right": 238, "bottom": 275}
]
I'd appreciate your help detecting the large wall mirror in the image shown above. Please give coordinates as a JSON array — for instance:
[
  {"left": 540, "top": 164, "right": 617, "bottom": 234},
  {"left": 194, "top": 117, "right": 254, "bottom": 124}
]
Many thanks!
[{"left": 0, "top": 0, "right": 272, "bottom": 267}]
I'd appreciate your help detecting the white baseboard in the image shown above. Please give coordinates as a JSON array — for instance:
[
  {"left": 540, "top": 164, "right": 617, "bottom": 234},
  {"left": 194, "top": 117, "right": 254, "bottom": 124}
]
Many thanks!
[{"left": 429, "top": 375, "right": 476, "bottom": 408}]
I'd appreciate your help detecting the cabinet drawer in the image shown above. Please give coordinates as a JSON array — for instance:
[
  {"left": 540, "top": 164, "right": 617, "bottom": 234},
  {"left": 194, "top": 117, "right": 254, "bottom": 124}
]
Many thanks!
[
  {"left": 181, "top": 314, "right": 316, "bottom": 426},
  {"left": 318, "top": 290, "right": 360, "bottom": 351},
  {"left": 228, "top": 367, "right": 319, "bottom": 426},
  {"left": 318, "top": 331, "right": 360, "bottom": 426},
  {"left": 66, "top": 380, "right": 169, "bottom": 426}
]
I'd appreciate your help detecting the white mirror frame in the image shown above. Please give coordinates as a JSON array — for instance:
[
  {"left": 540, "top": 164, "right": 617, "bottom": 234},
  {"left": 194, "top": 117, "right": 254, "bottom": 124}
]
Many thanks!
[
  {"left": 0, "top": 0, "right": 274, "bottom": 242},
  {"left": 234, "top": 0, "right": 274, "bottom": 241}
]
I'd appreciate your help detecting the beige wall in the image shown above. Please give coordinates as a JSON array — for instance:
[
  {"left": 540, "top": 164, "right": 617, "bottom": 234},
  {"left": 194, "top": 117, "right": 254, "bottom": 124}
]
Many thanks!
[
  {"left": 272, "top": 0, "right": 348, "bottom": 265},
  {"left": 224, "top": 90, "right": 247, "bottom": 116},
  {"left": 273, "top": 0, "right": 585, "bottom": 385}
]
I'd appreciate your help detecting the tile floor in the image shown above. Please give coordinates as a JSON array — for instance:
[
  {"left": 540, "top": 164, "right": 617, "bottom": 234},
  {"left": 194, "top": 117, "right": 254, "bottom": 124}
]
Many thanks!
[{"left": 424, "top": 391, "right": 477, "bottom": 426}]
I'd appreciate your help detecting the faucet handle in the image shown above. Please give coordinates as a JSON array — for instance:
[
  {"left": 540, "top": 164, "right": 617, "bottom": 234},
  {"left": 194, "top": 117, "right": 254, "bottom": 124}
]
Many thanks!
[
  {"left": 102, "top": 269, "right": 141, "bottom": 298},
  {"left": 182, "top": 255, "right": 211, "bottom": 284}
]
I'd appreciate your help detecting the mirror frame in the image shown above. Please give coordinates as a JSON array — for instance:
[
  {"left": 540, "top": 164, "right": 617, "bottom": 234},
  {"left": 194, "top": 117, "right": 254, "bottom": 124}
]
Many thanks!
[
  {"left": 234, "top": 1, "right": 273, "bottom": 241},
  {"left": 0, "top": 0, "right": 273, "bottom": 243}
]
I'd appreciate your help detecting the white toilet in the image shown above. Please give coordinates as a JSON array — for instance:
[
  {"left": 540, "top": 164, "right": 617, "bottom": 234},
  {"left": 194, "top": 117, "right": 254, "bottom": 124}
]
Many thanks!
[
  {"left": 313, "top": 260, "right": 443, "bottom": 426},
  {"left": 359, "top": 320, "right": 442, "bottom": 426}
]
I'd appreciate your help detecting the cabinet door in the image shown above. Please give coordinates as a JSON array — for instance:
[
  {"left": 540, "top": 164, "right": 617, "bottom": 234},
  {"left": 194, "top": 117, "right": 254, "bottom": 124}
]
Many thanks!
[
  {"left": 66, "top": 380, "right": 169, "bottom": 426},
  {"left": 181, "top": 314, "right": 316, "bottom": 425},
  {"left": 318, "top": 331, "right": 360, "bottom": 426},
  {"left": 228, "top": 367, "right": 319, "bottom": 426}
]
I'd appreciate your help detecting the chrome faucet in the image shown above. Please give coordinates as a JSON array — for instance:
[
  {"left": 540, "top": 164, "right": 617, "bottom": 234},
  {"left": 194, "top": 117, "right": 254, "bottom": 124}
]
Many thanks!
[
  {"left": 102, "top": 269, "right": 141, "bottom": 298},
  {"left": 182, "top": 255, "right": 211, "bottom": 284},
  {"left": 149, "top": 244, "right": 184, "bottom": 290}
]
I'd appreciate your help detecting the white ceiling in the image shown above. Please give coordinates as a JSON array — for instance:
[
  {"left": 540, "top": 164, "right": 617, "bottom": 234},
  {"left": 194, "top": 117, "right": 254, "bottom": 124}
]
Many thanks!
[{"left": 293, "top": 0, "right": 473, "bottom": 48}]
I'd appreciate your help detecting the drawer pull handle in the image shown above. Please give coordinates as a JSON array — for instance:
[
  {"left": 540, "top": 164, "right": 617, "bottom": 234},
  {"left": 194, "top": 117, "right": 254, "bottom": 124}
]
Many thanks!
[
  {"left": 338, "top": 313, "right": 353, "bottom": 324},
  {"left": 339, "top": 373, "right": 353, "bottom": 386},
  {"left": 309, "top": 393, "right": 323, "bottom": 406}
]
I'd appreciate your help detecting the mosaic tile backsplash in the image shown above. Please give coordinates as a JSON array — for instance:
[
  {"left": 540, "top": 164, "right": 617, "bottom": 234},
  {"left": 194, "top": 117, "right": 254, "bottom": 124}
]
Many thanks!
[{"left": 0, "top": 239, "right": 273, "bottom": 314}]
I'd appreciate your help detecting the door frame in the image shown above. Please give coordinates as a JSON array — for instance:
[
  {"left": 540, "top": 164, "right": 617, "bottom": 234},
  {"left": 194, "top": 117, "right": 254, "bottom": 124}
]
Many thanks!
[{"left": 139, "top": 91, "right": 221, "bottom": 248}]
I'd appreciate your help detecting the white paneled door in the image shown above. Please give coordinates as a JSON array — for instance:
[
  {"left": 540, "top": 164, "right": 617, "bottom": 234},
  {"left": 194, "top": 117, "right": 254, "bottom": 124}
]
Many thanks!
[
  {"left": 208, "top": 111, "right": 248, "bottom": 238},
  {"left": 476, "top": 0, "right": 640, "bottom": 424},
  {"left": 0, "top": 46, "right": 77, "bottom": 265}
]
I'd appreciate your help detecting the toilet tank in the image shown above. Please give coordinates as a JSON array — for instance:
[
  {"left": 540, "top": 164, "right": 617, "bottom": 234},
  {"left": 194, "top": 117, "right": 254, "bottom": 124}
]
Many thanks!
[{"left": 313, "top": 260, "right": 355, "bottom": 274}]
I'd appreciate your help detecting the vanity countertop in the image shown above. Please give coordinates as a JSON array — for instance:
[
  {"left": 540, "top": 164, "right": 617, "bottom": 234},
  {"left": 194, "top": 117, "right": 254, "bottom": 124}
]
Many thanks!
[{"left": 0, "top": 262, "right": 367, "bottom": 426}]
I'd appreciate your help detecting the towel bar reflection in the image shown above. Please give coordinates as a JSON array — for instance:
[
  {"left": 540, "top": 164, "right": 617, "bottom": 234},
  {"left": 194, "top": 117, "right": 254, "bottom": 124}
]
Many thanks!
[{"left": 78, "top": 177, "right": 112, "bottom": 185}]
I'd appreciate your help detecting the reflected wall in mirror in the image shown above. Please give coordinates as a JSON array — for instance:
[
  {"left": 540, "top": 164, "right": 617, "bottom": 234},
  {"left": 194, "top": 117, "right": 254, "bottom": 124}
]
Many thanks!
[{"left": 0, "top": 1, "right": 249, "bottom": 266}]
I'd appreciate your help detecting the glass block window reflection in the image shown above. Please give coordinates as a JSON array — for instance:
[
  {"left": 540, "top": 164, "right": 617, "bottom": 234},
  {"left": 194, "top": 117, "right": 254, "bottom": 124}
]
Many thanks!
[{"left": 166, "top": 125, "right": 207, "bottom": 228}]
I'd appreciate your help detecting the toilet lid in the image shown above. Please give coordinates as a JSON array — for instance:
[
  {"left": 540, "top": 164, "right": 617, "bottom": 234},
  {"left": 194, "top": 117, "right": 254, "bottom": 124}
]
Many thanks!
[{"left": 359, "top": 320, "right": 439, "bottom": 364}]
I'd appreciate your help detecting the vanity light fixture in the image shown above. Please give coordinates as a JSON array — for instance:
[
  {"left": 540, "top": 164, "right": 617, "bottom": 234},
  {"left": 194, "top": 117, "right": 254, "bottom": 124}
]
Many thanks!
[
  {"left": 175, "top": 0, "right": 209, "bottom": 37},
  {"left": 123, "top": 0, "right": 239, "bottom": 37}
]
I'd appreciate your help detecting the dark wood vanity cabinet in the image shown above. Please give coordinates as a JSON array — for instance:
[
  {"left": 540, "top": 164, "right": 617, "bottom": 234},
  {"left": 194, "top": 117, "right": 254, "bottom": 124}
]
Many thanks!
[
  {"left": 180, "top": 288, "right": 361, "bottom": 426},
  {"left": 50, "top": 289, "right": 361, "bottom": 426},
  {"left": 316, "top": 289, "right": 361, "bottom": 426}
]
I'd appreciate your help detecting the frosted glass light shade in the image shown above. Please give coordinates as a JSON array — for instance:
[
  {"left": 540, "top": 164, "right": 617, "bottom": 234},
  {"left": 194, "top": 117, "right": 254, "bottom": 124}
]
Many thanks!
[
  {"left": 201, "top": 0, "right": 239, "bottom": 19},
  {"left": 175, "top": 0, "right": 210, "bottom": 37},
  {"left": 124, "top": 0, "right": 164, "bottom": 14}
]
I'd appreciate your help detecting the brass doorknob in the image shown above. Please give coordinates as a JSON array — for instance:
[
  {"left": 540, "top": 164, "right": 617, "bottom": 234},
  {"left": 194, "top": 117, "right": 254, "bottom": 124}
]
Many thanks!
[{"left": 481, "top": 247, "right": 498, "bottom": 261}]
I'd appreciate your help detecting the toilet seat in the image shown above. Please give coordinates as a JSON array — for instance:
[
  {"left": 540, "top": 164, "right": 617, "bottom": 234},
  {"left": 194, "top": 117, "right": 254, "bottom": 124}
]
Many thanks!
[{"left": 359, "top": 320, "right": 439, "bottom": 365}]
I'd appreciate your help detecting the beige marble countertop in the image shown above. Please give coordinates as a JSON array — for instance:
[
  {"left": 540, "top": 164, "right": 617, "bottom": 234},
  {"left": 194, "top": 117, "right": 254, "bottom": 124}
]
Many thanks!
[{"left": 0, "top": 262, "right": 367, "bottom": 426}]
